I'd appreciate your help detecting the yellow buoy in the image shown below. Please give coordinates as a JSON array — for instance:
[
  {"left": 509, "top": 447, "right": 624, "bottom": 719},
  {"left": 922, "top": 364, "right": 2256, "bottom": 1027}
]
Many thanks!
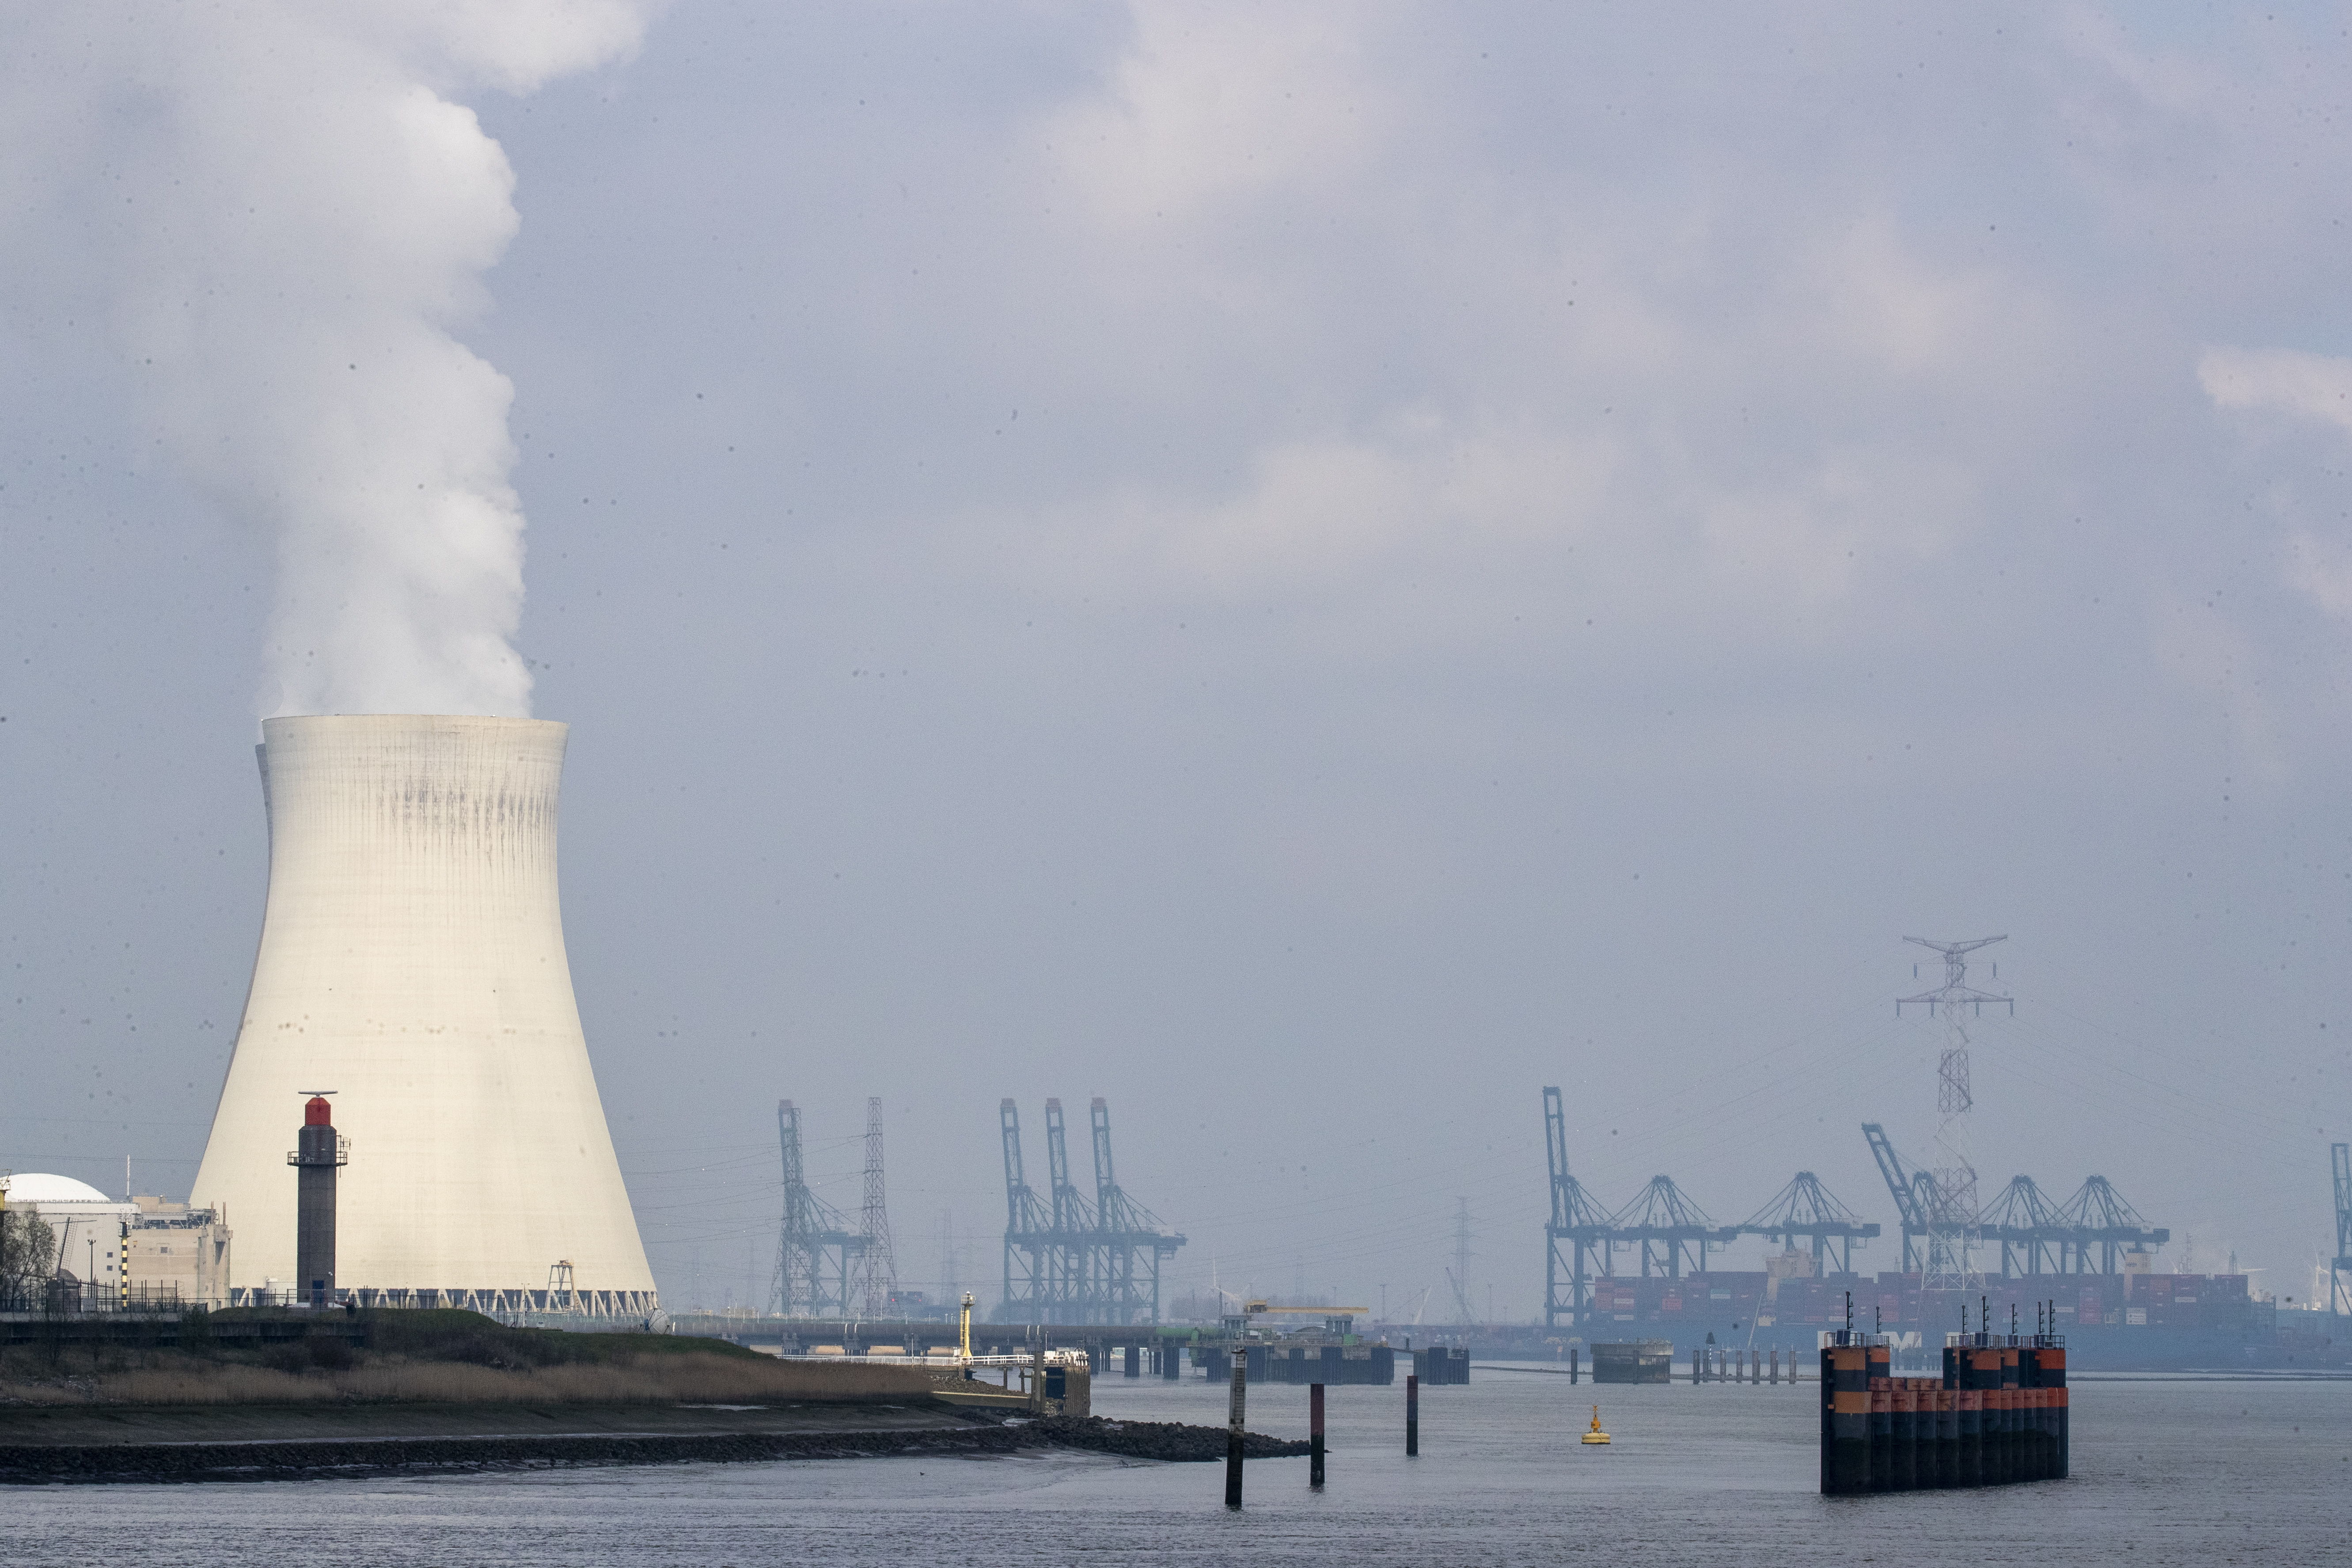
[{"left": 1581, "top": 1405, "right": 1611, "bottom": 1445}]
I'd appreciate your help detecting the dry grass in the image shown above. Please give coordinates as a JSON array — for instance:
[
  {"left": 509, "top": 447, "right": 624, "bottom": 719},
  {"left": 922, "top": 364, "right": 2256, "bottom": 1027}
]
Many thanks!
[{"left": 0, "top": 1349, "right": 942, "bottom": 1409}]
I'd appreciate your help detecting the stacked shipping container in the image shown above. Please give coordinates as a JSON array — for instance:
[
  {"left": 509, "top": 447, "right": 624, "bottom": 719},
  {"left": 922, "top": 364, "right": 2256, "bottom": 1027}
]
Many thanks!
[{"left": 1583, "top": 1270, "right": 2247, "bottom": 1332}]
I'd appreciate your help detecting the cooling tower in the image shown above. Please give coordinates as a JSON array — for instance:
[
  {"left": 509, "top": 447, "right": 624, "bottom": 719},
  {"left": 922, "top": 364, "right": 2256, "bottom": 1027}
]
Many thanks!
[{"left": 190, "top": 715, "right": 656, "bottom": 1312}]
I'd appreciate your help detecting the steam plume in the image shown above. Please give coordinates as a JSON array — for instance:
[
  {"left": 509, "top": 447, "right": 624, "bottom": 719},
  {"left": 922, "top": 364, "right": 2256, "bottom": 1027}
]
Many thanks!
[{"left": 0, "top": 2, "right": 646, "bottom": 716}]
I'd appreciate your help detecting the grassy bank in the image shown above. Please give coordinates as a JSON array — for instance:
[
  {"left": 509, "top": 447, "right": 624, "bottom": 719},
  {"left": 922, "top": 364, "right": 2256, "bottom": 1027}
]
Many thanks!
[{"left": 0, "top": 1310, "right": 938, "bottom": 1408}]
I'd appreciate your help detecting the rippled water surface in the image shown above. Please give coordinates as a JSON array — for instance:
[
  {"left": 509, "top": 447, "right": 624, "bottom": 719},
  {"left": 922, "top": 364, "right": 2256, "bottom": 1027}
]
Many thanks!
[{"left": 9, "top": 1367, "right": 2348, "bottom": 1565}]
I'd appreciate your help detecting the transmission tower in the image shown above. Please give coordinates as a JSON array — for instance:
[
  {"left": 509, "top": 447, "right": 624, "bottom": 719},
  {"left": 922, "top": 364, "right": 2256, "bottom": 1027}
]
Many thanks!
[
  {"left": 858, "top": 1096, "right": 897, "bottom": 1315},
  {"left": 1448, "top": 1198, "right": 1475, "bottom": 1323},
  {"left": 1897, "top": 935, "right": 2011, "bottom": 1291}
]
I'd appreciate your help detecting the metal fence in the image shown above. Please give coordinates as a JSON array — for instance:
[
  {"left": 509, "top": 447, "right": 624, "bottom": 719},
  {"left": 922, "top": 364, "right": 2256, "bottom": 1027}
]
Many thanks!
[{"left": 0, "top": 1281, "right": 186, "bottom": 1315}]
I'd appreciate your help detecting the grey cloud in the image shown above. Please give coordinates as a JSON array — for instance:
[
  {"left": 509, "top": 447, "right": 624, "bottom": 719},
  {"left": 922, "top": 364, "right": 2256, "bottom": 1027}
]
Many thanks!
[{"left": 5, "top": 2, "right": 2351, "bottom": 1313}]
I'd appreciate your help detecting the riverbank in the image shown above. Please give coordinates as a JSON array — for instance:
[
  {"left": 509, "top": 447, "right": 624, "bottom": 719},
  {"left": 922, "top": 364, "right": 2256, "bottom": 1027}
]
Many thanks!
[
  {"left": 0, "top": 1310, "right": 1310, "bottom": 1482},
  {"left": 0, "top": 1307, "right": 941, "bottom": 1407},
  {"left": 0, "top": 1404, "right": 1309, "bottom": 1484}
]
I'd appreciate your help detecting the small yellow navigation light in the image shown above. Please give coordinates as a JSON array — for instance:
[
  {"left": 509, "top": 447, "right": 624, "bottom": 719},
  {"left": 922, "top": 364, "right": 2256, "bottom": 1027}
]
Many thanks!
[{"left": 1582, "top": 1405, "right": 1611, "bottom": 1446}]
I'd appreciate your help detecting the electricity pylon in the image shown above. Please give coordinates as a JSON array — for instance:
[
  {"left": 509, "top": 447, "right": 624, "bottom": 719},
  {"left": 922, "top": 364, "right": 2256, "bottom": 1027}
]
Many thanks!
[
  {"left": 1897, "top": 935, "right": 2011, "bottom": 1291},
  {"left": 859, "top": 1097, "right": 897, "bottom": 1315}
]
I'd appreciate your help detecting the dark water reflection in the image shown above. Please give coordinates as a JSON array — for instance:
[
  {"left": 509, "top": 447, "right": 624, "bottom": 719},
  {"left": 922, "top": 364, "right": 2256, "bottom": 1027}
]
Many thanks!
[{"left": 8, "top": 1367, "right": 2347, "bottom": 1565}]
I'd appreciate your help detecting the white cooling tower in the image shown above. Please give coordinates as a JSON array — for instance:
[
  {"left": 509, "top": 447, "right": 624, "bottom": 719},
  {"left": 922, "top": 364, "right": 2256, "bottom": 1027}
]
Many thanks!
[{"left": 190, "top": 715, "right": 656, "bottom": 1312}]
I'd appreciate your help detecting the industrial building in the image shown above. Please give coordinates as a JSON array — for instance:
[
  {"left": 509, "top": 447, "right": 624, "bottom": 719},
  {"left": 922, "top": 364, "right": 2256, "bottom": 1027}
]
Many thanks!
[
  {"left": 188, "top": 716, "right": 655, "bottom": 1314},
  {"left": 1, "top": 1176, "right": 233, "bottom": 1310},
  {"left": 127, "top": 1196, "right": 233, "bottom": 1308},
  {"left": 0, "top": 1174, "right": 135, "bottom": 1306}
]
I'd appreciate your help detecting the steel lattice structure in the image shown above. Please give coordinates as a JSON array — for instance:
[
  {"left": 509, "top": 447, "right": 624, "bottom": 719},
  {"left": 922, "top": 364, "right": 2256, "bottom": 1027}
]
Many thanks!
[
  {"left": 772, "top": 1099, "right": 866, "bottom": 1317},
  {"left": 1736, "top": 1171, "right": 1880, "bottom": 1275},
  {"left": 1541, "top": 1086, "right": 1612, "bottom": 1328},
  {"left": 1863, "top": 1123, "right": 2165, "bottom": 1279},
  {"left": 999, "top": 1098, "right": 1052, "bottom": 1317},
  {"left": 1896, "top": 934, "right": 2012, "bottom": 1290},
  {"left": 1862, "top": 1121, "right": 1945, "bottom": 1273},
  {"left": 856, "top": 1097, "right": 897, "bottom": 1317},
  {"left": 1089, "top": 1097, "right": 1184, "bottom": 1325},
  {"left": 1000, "top": 1097, "right": 1184, "bottom": 1324},
  {"left": 1981, "top": 1175, "right": 2068, "bottom": 1276},
  {"left": 2054, "top": 1175, "right": 2169, "bottom": 1274},
  {"left": 2332, "top": 1144, "right": 2352, "bottom": 1318},
  {"left": 1605, "top": 1175, "right": 1736, "bottom": 1279},
  {"left": 1539, "top": 1087, "right": 1771, "bottom": 1324}
]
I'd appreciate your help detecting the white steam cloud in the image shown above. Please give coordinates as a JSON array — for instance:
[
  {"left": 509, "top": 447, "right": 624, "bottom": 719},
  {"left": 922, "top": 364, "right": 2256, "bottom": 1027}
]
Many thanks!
[{"left": 0, "top": 2, "right": 647, "bottom": 716}]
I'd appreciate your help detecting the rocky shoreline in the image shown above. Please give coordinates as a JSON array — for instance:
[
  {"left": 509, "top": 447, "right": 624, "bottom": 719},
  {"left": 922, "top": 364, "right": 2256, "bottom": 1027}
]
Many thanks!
[{"left": 1029, "top": 1414, "right": 1311, "bottom": 1462}]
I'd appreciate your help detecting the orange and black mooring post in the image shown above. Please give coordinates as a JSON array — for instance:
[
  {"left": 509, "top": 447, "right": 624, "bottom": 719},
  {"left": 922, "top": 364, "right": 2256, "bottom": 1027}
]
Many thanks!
[
  {"left": 1821, "top": 1290, "right": 1869, "bottom": 1495},
  {"left": 1309, "top": 1382, "right": 1326, "bottom": 1488},
  {"left": 1821, "top": 1296, "right": 1871, "bottom": 1496},
  {"left": 1825, "top": 1305, "right": 2070, "bottom": 1494},
  {"left": 1866, "top": 1339, "right": 1893, "bottom": 1491},
  {"left": 2019, "top": 1303, "right": 2068, "bottom": 1483},
  {"left": 1405, "top": 1372, "right": 1419, "bottom": 1456},
  {"left": 1891, "top": 1375, "right": 1918, "bottom": 1491},
  {"left": 1931, "top": 1375, "right": 1957, "bottom": 1487},
  {"left": 1998, "top": 1337, "right": 2021, "bottom": 1484},
  {"left": 1956, "top": 1339, "right": 1988, "bottom": 1486}
]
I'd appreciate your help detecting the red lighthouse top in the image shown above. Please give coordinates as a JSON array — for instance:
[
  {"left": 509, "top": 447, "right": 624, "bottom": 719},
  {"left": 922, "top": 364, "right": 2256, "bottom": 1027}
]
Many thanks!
[{"left": 304, "top": 1096, "right": 334, "bottom": 1127}]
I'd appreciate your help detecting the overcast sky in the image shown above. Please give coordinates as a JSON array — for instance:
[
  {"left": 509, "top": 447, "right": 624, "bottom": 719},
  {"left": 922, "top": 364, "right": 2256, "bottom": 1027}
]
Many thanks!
[{"left": 8, "top": 2, "right": 2352, "bottom": 1318}]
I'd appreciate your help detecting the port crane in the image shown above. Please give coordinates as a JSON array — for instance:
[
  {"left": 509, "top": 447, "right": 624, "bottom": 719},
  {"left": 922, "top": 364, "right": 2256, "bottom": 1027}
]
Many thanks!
[
  {"left": 1541, "top": 1086, "right": 1615, "bottom": 1327},
  {"left": 1736, "top": 1171, "right": 1879, "bottom": 1275},
  {"left": 773, "top": 1100, "right": 868, "bottom": 1317},
  {"left": 2332, "top": 1144, "right": 2352, "bottom": 1317},
  {"left": 1862, "top": 1123, "right": 1942, "bottom": 1274},
  {"left": 1864, "top": 1123, "right": 2165, "bottom": 1278},
  {"left": 1000, "top": 1097, "right": 1184, "bottom": 1324}
]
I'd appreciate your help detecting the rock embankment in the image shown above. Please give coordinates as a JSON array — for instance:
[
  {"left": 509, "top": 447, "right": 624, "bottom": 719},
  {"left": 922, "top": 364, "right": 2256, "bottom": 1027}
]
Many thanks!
[{"left": 1027, "top": 1415, "right": 1310, "bottom": 1462}]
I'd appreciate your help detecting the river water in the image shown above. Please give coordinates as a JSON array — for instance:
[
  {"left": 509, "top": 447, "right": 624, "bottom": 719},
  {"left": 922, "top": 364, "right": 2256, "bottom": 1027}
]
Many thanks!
[{"left": 7, "top": 1366, "right": 2347, "bottom": 1565}]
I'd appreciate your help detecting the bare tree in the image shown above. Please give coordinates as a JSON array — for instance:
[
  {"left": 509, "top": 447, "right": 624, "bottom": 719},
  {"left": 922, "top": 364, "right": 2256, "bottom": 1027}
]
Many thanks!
[{"left": 0, "top": 1208, "right": 57, "bottom": 1309}]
